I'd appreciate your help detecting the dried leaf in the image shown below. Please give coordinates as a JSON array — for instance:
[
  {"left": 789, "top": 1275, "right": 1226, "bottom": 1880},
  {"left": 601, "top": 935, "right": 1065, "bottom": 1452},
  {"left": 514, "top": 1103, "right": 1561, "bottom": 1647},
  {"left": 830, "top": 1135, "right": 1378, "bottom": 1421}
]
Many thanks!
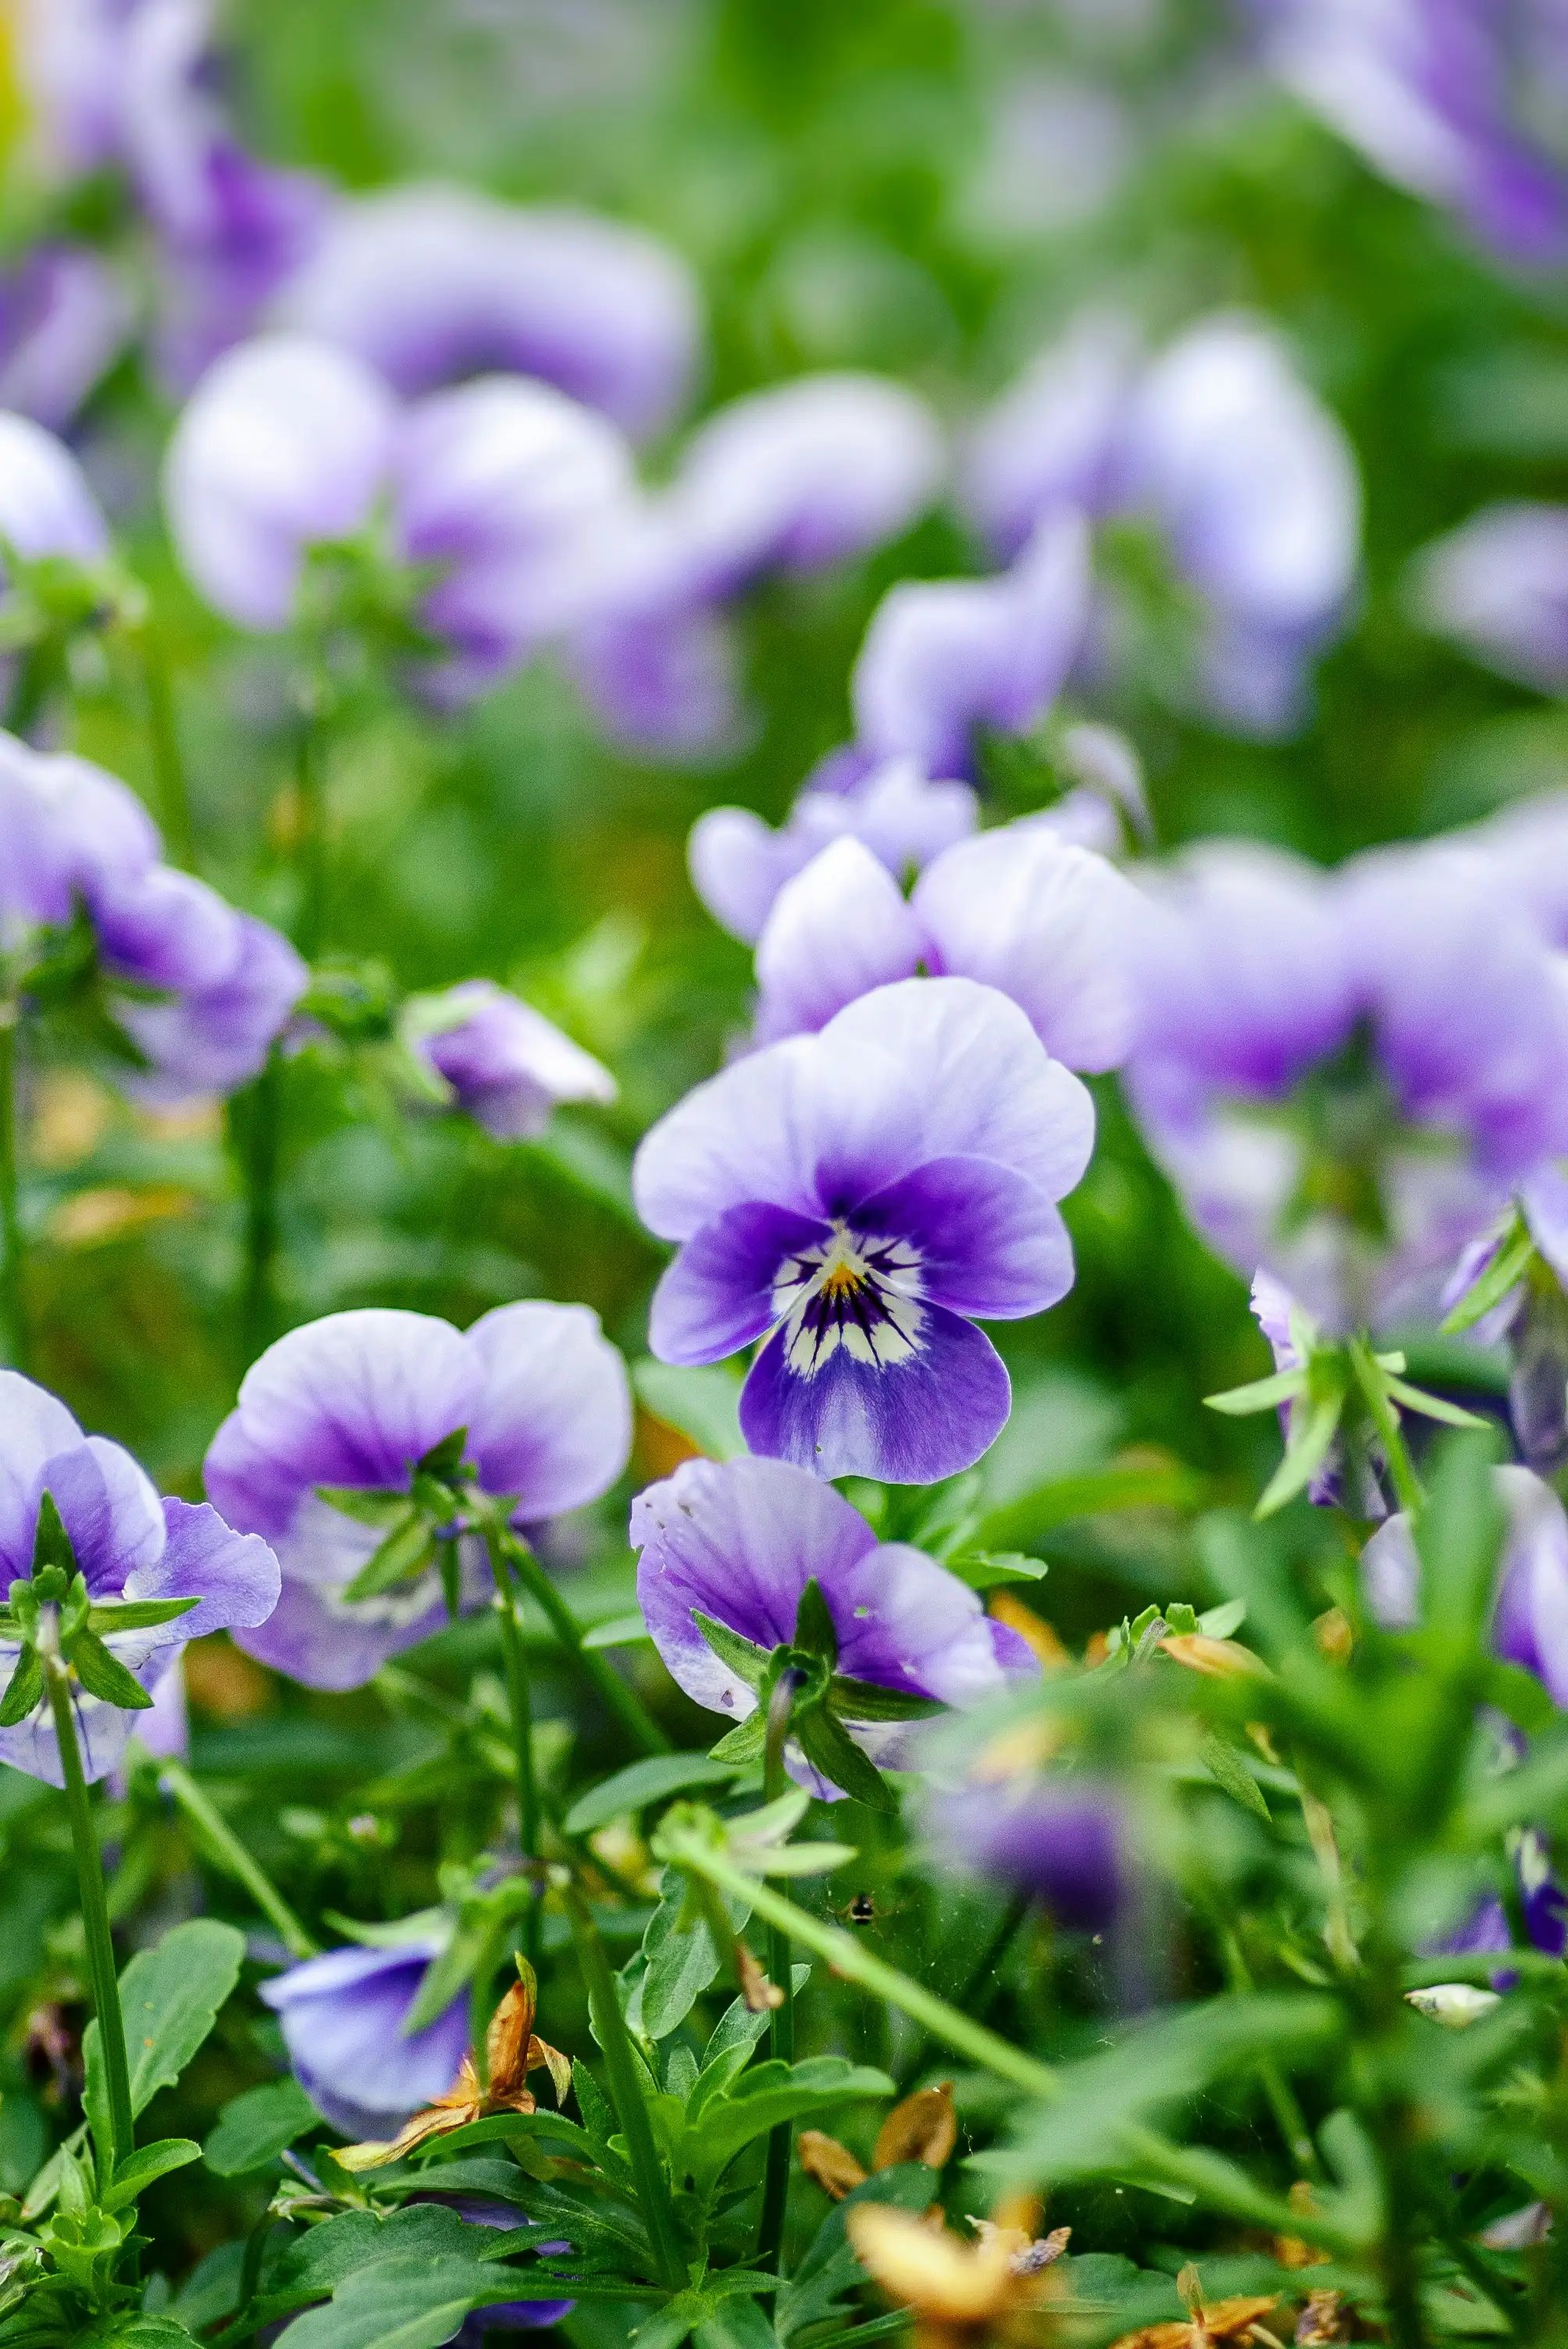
[
  {"left": 1159, "top": 1634, "right": 1267, "bottom": 1679},
  {"left": 873, "top": 2081, "right": 957, "bottom": 2173},
  {"left": 736, "top": 1938, "right": 784, "bottom": 2012},
  {"left": 797, "top": 2129, "right": 868, "bottom": 2199}
]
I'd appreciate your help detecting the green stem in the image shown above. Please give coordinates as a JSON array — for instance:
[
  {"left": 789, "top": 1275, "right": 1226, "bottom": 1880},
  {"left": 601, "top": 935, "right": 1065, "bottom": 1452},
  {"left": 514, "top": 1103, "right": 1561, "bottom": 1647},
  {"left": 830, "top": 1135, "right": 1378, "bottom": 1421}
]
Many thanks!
[
  {"left": 156, "top": 1759, "right": 318, "bottom": 1959},
  {"left": 45, "top": 1660, "right": 133, "bottom": 2172},
  {"left": 136, "top": 619, "right": 195, "bottom": 871},
  {"left": 677, "top": 1840, "right": 1056, "bottom": 2101},
  {"left": 1216, "top": 1920, "right": 1318, "bottom": 2176},
  {"left": 485, "top": 1532, "right": 543, "bottom": 1979},
  {"left": 757, "top": 1672, "right": 799, "bottom": 2276},
  {"left": 1349, "top": 1336, "right": 1423, "bottom": 1520},
  {"left": 293, "top": 696, "right": 326, "bottom": 961},
  {"left": 561, "top": 1882, "right": 686, "bottom": 2291},
  {"left": 501, "top": 1531, "right": 670, "bottom": 1757},
  {"left": 5, "top": 636, "right": 59, "bottom": 739},
  {"left": 232, "top": 1050, "right": 282, "bottom": 1365},
  {"left": 0, "top": 1003, "right": 26, "bottom": 1373}
]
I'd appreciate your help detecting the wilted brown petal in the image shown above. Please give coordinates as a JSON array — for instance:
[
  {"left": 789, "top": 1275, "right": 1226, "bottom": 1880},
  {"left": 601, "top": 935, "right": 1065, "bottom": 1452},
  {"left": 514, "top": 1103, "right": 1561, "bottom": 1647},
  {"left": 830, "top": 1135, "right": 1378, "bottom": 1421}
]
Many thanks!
[
  {"left": 798, "top": 2128, "right": 869, "bottom": 2199},
  {"left": 874, "top": 2080, "right": 957, "bottom": 2172}
]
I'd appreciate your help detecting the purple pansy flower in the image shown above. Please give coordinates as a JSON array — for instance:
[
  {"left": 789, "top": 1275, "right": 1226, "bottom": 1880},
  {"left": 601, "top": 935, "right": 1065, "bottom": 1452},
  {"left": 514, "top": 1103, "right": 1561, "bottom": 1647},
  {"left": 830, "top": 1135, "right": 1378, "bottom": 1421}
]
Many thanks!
[
  {"left": 439, "top": 2201, "right": 575, "bottom": 2337},
  {"left": 1254, "top": 0, "right": 1568, "bottom": 265},
  {"left": 1430, "top": 1830, "right": 1568, "bottom": 1979},
  {"left": 633, "top": 976, "right": 1094, "bottom": 1483},
  {"left": 1363, "top": 1464, "right": 1568, "bottom": 1706},
  {"left": 0, "top": 1369, "right": 280, "bottom": 1786},
  {"left": 959, "top": 312, "right": 1360, "bottom": 740},
  {"left": 921, "top": 1775, "right": 1124, "bottom": 1930},
  {"left": 0, "top": 408, "right": 110, "bottom": 572},
  {"left": 271, "top": 181, "right": 702, "bottom": 439},
  {"left": 750, "top": 822, "right": 1138, "bottom": 1070},
  {"left": 401, "top": 982, "right": 617, "bottom": 1142},
  {"left": 1440, "top": 1164, "right": 1568, "bottom": 1472},
  {"left": 850, "top": 512, "right": 1092, "bottom": 780},
  {"left": 1408, "top": 504, "right": 1568, "bottom": 694},
  {"left": 205, "top": 1303, "right": 633, "bottom": 1691},
  {"left": 0, "top": 247, "right": 131, "bottom": 431},
  {"left": 630, "top": 1454, "right": 1037, "bottom": 1799},
  {"left": 688, "top": 756, "right": 978, "bottom": 947},
  {"left": 1123, "top": 839, "right": 1568, "bottom": 1331},
  {"left": 0, "top": 730, "right": 307, "bottom": 1100},
  {"left": 260, "top": 1935, "right": 469, "bottom": 2140}
]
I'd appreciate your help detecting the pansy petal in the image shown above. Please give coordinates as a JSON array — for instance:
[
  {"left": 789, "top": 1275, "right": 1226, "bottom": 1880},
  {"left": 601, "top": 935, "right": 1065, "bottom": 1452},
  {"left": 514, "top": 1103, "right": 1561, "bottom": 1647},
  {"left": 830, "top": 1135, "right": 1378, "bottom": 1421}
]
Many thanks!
[
  {"left": 648, "top": 1202, "right": 830, "bottom": 1366},
  {"left": 753, "top": 837, "right": 925, "bottom": 1043},
  {"left": 631, "top": 1454, "right": 878, "bottom": 1713},
  {"left": 44, "top": 1437, "right": 166, "bottom": 1596},
  {"left": 219, "top": 1310, "right": 485, "bottom": 1495},
  {"left": 123, "top": 1499, "right": 280, "bottom": 1641},
  {"left": 260, "top": 1940, "right": 469, "bottom": 2139},
  {"left": 836, "top": 1540, "right": 1038, "bottom": 1705},
  {"left": 232, "top": 1565, "right": 455, "bottom": 1693},
  {"left": 739, "top": 1302, "right": 1011, "bottom": 1484},
  {"left": 854, "top": 1155, "right": 1074, "bottom": 1320},
  {"left": 464, "top": 1301, "right": 633, "bottom": 1517},
  {"left": 633, "top": 1034, "right": 823, "bottom": 1239},
  {"left": 0, "top": 1372, "right": 83, "bottom": 1576},
  {"left": 820, "top": 977, "right": 1096, "bottom": 1204},
  {"left": 914, "top": 827, "right": 1139, "bottom": 1073}
]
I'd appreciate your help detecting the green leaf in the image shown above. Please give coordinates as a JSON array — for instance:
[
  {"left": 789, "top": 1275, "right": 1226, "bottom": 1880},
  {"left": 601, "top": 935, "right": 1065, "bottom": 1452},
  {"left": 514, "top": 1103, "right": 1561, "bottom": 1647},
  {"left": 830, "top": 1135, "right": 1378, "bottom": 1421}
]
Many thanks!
[
  {"left": 67, "top": 1627, "right": 154, "bottom": 1709},
  {"left": 401, "top": 1923, "right": 487, "bottom": 2037},
  {"left": 0, "top": 1646, "right": 43, "bottom": 1727},
  {"left": 85, "top": 1596, "right": 200, "bottom": 1634},
  {"left": 272, "top": 2253, "right": 530, "bottom": 2349},
  {"left": 100, "top": 2136, "right": 201, "bottom": 2212},
  {"left": 419, "top": 1428, "right": 469, "bottom": 1482},
  {"left": 943, "top": 1550, "right": 1049, "bottom": 1590},
  {"left": 1197, "top": 1732, "right": 1273, "bottom": 1824},
  {"left": 629, "top": 1866, "right": 750, "bottom": 2041},
  {"left": 84, "top": 1919, "right": 245, "bottom": 2121},
  {"left": 341, "top": 1510, "right": 439, "bottom": 1605},
  {"left": 632, "top": 1360, "right": 745, "bottom": 1460},
  {"left": 694, "top": 2298, "right": 782, "bottom": 2349},
  {"left": 1440, "top": 1217, "right": 1534, "bottom": 1335},
  {"left": 202, "top": 2078, "right": 320, "bottom": 2176},
  {"left": 75, "top": 2320, "right": 201, "bottom": 2347},
  {"left": 777, "top": 2163, "right": 937, "bottom": 2344},
  {"left": 792, "top": 1579, "right": 838, "bottom": 1665},
  {"left": 976, "top": 1461, "right": 1208, "bottom": 1552},
  {"left": 1256, "top": 1383, "right": 1345, "bottom": 1518},
  {"left": 1416, "top": 1430, "right": 1506, "bottom": 1641},
  {"left": 679, "top": 2057, "right": 893, "bottom": 2191},
  {"left": 1381, "top": 1378, "right": 1489, "bottom": 1429},
  {"left": 691, "top": 1612, "right": 770, "bottom": 1690},
  {"left": 581, "top": 1611, "right": 652, "bottom": 1650},
  {"left": 1197, "top": 1599, "right": 1247, "bottom": 1639},
  {"left": 565, "top": 1753, "right": 747, "bottom": 1835},
  {"left": 793, "top": 1708, "right": 895, "bottom": 1812},
  {"left": 707, "top": 1713, "right": 767, "bottom": 1765}
]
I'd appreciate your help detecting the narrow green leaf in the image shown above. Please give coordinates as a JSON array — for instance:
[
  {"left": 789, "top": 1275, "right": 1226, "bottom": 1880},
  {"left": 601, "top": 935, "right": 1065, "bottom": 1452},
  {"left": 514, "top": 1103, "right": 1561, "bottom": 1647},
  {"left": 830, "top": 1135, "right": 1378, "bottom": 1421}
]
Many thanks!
[
  {"left": 100, "top": 2136, "right": 201, "bottom": 2212},
  {"left": 632, "top": 1359, "right": 746, "bottom": 1460},
  {"left": 203, "top": 2078, "right": 321, "bottom": 2176},
  {"left": 707, "top": 1713, "right": 768, "bottom": 1765},
  {"left": 1196, "top": 1599, "right": 1247, "bottom": 1638},
  {"left": 314, "top": 1486, "right": 413, "bottom": 1529},
  {"left": 581, "top": 1611, "right": 652, "bottom": 1650},
  {"left": 1381, "top": 1377, "right": 1489, "bottom": 1429},
  {"left": 564, "top": 1752, "right": 747, "bottom": 1836},
  {"left": 1197, "top": 1733, "right": 1273, "bottom": 1824},
  {"left": 792, "top": 1578, "right": 839, "bottom": 1666},
  {"left": 943, "top": 1550, "right": 1049, "bottom": 1591},
  {"left": 1440, "top": 1218, "right": 1534, "bottom": 1335},
  {"left": 793, "top": 1709, "right": 895, "bottom": 1813},
  {"left": 976, "top": 1461, "right": 1208, "bottom": 1552},
  {"left": 1255, "top": 1386, "right": 1345, "bottom": 1518},
  {"left": 67, "top": 1627, "right": 154, "bottom": 1709},
  {"left": 825, "top": 1675, "right": 945, "bottom": 1723},
  {"left": 31, "top": 1489, "right": 77, "bottom": 1577}
]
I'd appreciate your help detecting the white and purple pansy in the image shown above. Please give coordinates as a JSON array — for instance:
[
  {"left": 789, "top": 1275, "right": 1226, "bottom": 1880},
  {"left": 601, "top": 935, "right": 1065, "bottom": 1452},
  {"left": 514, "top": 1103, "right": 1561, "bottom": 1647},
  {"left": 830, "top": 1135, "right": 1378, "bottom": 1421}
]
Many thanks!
[
  {"left": 630, "top": 1454, "right": 1038, "bottom": 1802},
  {"left": 204, "top": 1303, "right": 632, "bottom": 1691},
  {"left": 0, "top": 1371, "right": 280, "bottom": 1787},
  {"left": 633, "top": 976, "right": 1095, "bottom": 1485}
]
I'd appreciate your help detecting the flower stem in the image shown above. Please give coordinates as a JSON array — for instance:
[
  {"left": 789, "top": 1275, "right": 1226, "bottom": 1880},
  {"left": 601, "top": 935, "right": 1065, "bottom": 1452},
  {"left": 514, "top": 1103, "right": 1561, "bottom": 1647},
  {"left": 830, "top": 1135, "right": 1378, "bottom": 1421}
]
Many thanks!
[
  {"left": 45, "top": 1661, "right": 134, "bottom": 2171},
  {"left": 0, "top": 1001, "right": 27, "bottom": 1372},
  {"left": 292, "top": 689, "right": 327, "bottom": 962},
  {"left": 231, "top": 1048, "right": 282, "bottom": 1365},
  {"left": 136, "top": 617, "right": 195, "bottom": 872},
  {"left": 1348, "top": 1335, "right": 1423, "bottom": 1519},
  {"left": 499, "top": 1531, "right": 670, "bottom": 1757},
  {"left": 757, "top": 1671, "right": 799, "bottom": 2276},
  {"left": 561, "top": 1880, "right": 686, "bottom": 2290},
  {"left": 484, "top": 1532, "right": 543, "bottom": 1979},
  {"left": 156, "top": 1758, "right": 318, "bottom": 1959},
  {"left": 675, "top": 1837, "right": 1056, "bottom": 2101}
]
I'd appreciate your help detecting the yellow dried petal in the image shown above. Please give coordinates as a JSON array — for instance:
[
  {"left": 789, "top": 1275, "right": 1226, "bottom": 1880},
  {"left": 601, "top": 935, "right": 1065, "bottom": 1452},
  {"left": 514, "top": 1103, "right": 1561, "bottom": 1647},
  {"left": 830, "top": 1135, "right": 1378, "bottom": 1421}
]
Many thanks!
[
  {"left": 798, "top": 2130, "right": 868, "bottom": 2199},
  {"left": 874, "top": 2081, "right": 957, "bottom": 2173},
  {"left": 847, "top": 2205, "right": 1010, "bottom": 2322}
]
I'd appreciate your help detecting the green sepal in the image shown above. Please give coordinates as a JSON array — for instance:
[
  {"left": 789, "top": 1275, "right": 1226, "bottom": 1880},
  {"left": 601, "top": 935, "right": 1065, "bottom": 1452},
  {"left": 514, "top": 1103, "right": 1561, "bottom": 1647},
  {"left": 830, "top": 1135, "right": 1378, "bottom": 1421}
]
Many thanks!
[
  {"left": 825, "top": 1675, "right": 945, "bottom": 1723},
  {"left": 1204, "top": 1367, "right": 1308, "bottom": 1417},
  {"left": 1256, "top": 1372, "right": 1348, "bottom": 1519},
  {"left": 419, "top": 1428, "right": 471, "bottom": 1483},
  {"left": 791, "top": 1577, "right": 839, "bottom": 1666},
  {"left": 0, "top": 1645, "right": 44, "bottom": 1727},
  {"left": 692, "top": 1610, "right": 770, "bottom": 1690},
  {"left": 68, "top": 1627, "right": 154, "bottom": 1709},
  {"left": 341, "top": 1509, "right": 440, "bottom": 1603},
  {"left": 707, "top": 1713, "right": 768, "bottom": 1765},
  {"left": 437, "top": 1538, "right": 462, "bottom": 1622},
  {"left": 1380, "top": 1376, "right": 1489, "bottom": 1430},
  {"left": 792, "top": 1707, "right": 896, "bottom": 1813},
  {"left": 85, "top": 1596, "right": 200, "bottom": 1634},
  {"left": 1440, "top": 1214, "right": 1536, "bottom": 1336},
  {"left": 315, "top": 1485, "right": 412, "bottom": 1529},
  {"left": 31, "top": 1490, "right": 77, "bottom": 1578}
]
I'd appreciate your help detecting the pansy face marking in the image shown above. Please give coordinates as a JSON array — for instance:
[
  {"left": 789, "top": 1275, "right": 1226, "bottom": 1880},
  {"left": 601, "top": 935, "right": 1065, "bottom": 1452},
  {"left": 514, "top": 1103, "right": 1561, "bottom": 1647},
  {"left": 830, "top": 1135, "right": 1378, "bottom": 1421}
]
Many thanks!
[{"left": 773, "top": 1227, "right": 924, "bottom": 1377}]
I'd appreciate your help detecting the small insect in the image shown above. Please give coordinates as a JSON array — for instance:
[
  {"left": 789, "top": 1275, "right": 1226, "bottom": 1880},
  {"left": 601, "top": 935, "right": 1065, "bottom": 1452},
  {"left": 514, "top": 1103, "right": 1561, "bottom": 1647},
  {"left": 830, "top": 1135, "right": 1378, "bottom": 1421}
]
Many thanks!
[{"left": 845, "top": 1892, "right": 878, "bottom": 1926}]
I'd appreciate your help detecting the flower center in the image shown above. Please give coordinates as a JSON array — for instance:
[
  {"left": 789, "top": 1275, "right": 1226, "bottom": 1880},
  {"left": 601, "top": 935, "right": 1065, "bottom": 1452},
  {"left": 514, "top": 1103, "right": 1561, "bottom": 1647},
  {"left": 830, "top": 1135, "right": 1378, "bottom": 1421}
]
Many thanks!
[{"left": 771, "top": 1224, "right": 925, "bottom": 1378}]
